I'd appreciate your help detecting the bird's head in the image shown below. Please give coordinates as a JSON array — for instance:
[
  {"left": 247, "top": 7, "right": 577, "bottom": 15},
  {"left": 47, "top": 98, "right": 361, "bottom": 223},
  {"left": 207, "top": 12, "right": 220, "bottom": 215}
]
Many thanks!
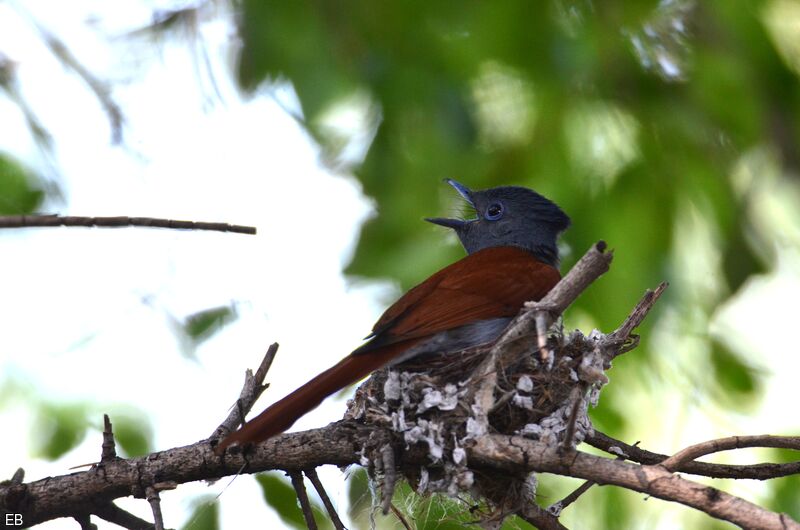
[{"left": 426, "top": 179, "right": 570, "bottom": 266}]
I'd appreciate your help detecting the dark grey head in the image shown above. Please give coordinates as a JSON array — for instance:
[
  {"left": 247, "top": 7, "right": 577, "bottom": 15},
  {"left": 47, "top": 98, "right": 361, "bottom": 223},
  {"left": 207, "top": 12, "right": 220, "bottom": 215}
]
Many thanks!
[{"left": 426, "top": 179, "right": 570, "bottom": 266}]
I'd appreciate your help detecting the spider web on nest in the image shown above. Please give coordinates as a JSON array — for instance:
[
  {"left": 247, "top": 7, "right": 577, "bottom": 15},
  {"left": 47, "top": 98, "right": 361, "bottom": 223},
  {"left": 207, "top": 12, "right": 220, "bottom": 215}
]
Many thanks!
[{"left": 344, "top": 326, "right": 613, "bottom": 519}]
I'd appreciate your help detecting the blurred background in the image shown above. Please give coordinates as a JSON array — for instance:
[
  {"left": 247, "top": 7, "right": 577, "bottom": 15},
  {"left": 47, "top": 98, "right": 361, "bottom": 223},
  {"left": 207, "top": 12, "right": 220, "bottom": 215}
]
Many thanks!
[{"left": 1, "top": 0, "right": 799, "bottom": 528}]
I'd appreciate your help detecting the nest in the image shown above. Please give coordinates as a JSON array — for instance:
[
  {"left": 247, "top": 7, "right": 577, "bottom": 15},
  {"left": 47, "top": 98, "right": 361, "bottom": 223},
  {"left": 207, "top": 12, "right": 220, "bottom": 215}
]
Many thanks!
[{"left": 344, "top": 327, "right": 612, "bottom": 519}]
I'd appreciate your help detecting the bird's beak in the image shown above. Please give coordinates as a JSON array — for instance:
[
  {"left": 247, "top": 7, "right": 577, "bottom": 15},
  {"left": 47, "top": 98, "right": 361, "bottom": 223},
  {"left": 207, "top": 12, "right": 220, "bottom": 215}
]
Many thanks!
[{"left": 425, "top": 179, "right": 475, "bottom": 229}]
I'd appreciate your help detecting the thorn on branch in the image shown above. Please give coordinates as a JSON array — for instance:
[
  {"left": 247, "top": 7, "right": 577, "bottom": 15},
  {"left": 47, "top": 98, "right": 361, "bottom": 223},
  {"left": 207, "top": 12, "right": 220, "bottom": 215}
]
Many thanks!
[
  {"left": 10, "top": 468, "right": 24, "bottom": 485},
  {"left": 101, "top": 414, "right": 118, "bottom": 462}
]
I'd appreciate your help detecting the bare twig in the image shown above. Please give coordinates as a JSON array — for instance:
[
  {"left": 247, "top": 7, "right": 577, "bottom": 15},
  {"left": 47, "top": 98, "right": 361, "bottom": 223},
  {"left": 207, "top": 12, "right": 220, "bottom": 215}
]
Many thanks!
[
  {"left": 101, "top": 414, "right": 117, "bottom": 462},
  {"left": 305, "top": 468, "right": 345, "bottom": 530},
  {"left": 212, "top": 343, "right": 279, "bottom": 441},
  {"left": 587, "top": 431, "right": 800, "bottom": 480},
  {"left": 75, "top": 513, "right": 96, "bottom": 530},
  {"left": 549, "top": 480, "right": 595, "bottom": 516},
  {"left": 0, "top": 215, "right": 257, "bottom": 235},
  {"left": 288, "top": 471, "right": 318, "bottom": 530},
  {"left": 145, "top": 487, "right": 164, "bottom": 530},
  {"left": 389, "top": 503, "right": 413, "bottom": 530},
  {"left": 661, "top": 435, "right": 800, "bottom": 472},
  {"left": 605, "top": 282, "right": 668, "bottom": 360},
  {"left": 94, "top": 503, "right": 154, "bottom": 530}
]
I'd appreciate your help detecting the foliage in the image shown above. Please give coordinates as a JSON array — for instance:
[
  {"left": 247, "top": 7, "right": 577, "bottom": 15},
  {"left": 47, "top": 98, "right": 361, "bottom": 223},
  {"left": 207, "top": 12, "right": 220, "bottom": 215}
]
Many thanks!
[
  {"left": 2, "top": 0, "right": 799, "bottom": 527},
  {"left": 232, "top": 1, "right": 799, "bottom": 525}
]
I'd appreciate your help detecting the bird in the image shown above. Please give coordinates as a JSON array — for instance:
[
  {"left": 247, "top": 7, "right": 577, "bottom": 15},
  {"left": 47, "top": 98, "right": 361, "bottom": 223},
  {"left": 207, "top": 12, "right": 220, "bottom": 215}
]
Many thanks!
[{"left": 215, "top": 179, "right": 570, "bottom": 453}]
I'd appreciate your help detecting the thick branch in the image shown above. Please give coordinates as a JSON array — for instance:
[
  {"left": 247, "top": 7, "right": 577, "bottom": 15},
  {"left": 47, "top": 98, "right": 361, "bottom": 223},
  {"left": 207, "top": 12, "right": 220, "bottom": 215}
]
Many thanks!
[{"left": 469, "top": 435, "right": 800, "bottom": 530}]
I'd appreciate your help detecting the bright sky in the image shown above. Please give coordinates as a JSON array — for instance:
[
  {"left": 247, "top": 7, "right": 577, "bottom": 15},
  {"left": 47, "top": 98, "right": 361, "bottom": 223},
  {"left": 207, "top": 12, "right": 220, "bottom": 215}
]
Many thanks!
[
  {"left": 1, "top": 2, "right": 799, "bottom": 530},
  {"left": 0, "top": 1, "right": 394, "bottom": 528}
]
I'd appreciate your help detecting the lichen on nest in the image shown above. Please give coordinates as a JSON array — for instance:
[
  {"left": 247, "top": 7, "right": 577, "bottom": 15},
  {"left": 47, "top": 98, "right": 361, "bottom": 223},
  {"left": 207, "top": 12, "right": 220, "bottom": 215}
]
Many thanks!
[{"left": 344, "top": 327, "right": 613, "bottom": 516}]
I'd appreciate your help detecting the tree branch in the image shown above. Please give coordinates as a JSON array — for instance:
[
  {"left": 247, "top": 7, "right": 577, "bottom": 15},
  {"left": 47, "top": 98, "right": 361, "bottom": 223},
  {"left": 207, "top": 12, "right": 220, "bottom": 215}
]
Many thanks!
[
  {"left": 587, "top": 431, "right": 800, "bottom": 480},
  {"left": 288, "top": 471, "right": 318, "bottom": 530},
  {"left": 469, "top": 435, "right": 800, "bottom": 530},
  {"left": 661, "top": 435, "right": 800, "bottom": 472},
  {"left": 0, "top": 215, "right": 257, "bottom": 234},
  {"left": 211, "top": 343, "right": 279, "bottom": 441},
  {"left": 4, "top": 243, "right": 796, "bottom": 530}
]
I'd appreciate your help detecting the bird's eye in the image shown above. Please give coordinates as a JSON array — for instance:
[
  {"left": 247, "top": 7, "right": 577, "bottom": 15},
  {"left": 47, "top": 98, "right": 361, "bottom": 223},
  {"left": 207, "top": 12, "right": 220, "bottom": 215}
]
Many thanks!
[{"left": 485, "top": 202, "right": 504, "bottom": 221}]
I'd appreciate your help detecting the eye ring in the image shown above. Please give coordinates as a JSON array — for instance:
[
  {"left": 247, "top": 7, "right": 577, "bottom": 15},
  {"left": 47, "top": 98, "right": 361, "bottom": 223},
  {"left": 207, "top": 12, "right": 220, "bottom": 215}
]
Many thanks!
[{"left": 485, "top": 202, "right": 504, "bottom": 221}]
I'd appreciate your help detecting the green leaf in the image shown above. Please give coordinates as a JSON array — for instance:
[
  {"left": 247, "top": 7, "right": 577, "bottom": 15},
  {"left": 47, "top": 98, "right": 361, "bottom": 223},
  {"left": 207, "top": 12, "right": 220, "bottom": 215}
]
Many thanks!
[
  {"left": 0, "top": 152, "right": 44, "bottom": 215},
  {"left": 183, "top": 305, "right": 238, "bottom": 343},
  {"left": 111, "top": 413, "right": 153, "bottom": 457},
  {"left": 33, "top": 403, "right": 89, "bottom": 460},
  {"left": 181, "top": 496, "right": 219, "bottom": 530},
  {"left": 709, "top": 340, "right": 759, "bottom": 396},
  {"left": 255, "top": 472, "right": 331, "bottom": 530},
  {"left": 346, "top": 467, "right": 371, "bottom": 521}
]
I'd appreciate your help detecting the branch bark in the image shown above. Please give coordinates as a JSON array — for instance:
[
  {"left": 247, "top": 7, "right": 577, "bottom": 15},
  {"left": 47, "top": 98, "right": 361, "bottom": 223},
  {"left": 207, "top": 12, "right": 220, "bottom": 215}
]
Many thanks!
[
  {"left": 0, "top": 215, "right": 257, "bottom": 234},
  {"left": 469, "top": 435, "right": 800, "bottom": 530}
]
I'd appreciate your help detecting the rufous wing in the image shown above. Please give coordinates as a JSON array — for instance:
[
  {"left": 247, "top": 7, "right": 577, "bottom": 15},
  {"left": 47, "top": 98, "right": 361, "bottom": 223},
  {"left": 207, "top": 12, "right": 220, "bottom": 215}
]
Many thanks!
[{"left": 354, "top": 246, "right": 560, "bottom": 354}]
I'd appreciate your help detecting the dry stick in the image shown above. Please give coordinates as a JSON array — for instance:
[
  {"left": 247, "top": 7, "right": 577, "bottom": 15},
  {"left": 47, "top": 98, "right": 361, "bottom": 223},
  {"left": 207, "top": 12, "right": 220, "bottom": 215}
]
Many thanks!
[
  {"left": 145, "top": 487, "right": 165, "bottom": 530},
  {"left": 549, "top": 452, "right": 628, "bottom": 516},
  {"left": 101, "top": 414, "right": 117, "bottom": 462},
  {"left": 470, "top": 435, "right": 800, "bottom": 530},
  {"left": 74, "top": 513, "right": 95, "bottom": 530},
  {"left": 389, "top": 503, "right": 413, "bottom": 530},
  {"left": 0, "top": 215, "right": 257, "bottom": 235},
  {"left": 93, "top": 503, "right": 155, "bottom": 530},
  {"left": 304, "top": 468, "right": 345, "bottom": 530},
  {"left": 288, "top": 471, "right": 318, "bottom": 530},
  {"left": 587, "top": 431, "right": 800, "bottom": 480},
  {"left": 605, "top": 281, "right": 668, "bottom": 360},
  {"left": 551, "top": 480, "right": 595, "bottom": 515},
  {"left": 661, "top": 435, "right": 800, "bottom": 472},
  {"left": 212, "top": 343, "right": 279, "bottom": 440}
]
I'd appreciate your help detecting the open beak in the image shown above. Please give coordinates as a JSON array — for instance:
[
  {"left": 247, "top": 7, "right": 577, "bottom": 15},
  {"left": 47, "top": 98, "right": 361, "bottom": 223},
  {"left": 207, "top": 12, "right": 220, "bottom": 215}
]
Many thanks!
[{"left": 425, "top": 179, "right": 475, "bottom": 229}]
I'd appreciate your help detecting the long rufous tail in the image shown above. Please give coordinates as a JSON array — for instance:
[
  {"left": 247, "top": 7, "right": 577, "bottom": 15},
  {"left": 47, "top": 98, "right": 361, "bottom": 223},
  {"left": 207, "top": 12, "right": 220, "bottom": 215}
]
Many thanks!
[{"left": 215, "top": 341, "right": 416, "bottom": 453}]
